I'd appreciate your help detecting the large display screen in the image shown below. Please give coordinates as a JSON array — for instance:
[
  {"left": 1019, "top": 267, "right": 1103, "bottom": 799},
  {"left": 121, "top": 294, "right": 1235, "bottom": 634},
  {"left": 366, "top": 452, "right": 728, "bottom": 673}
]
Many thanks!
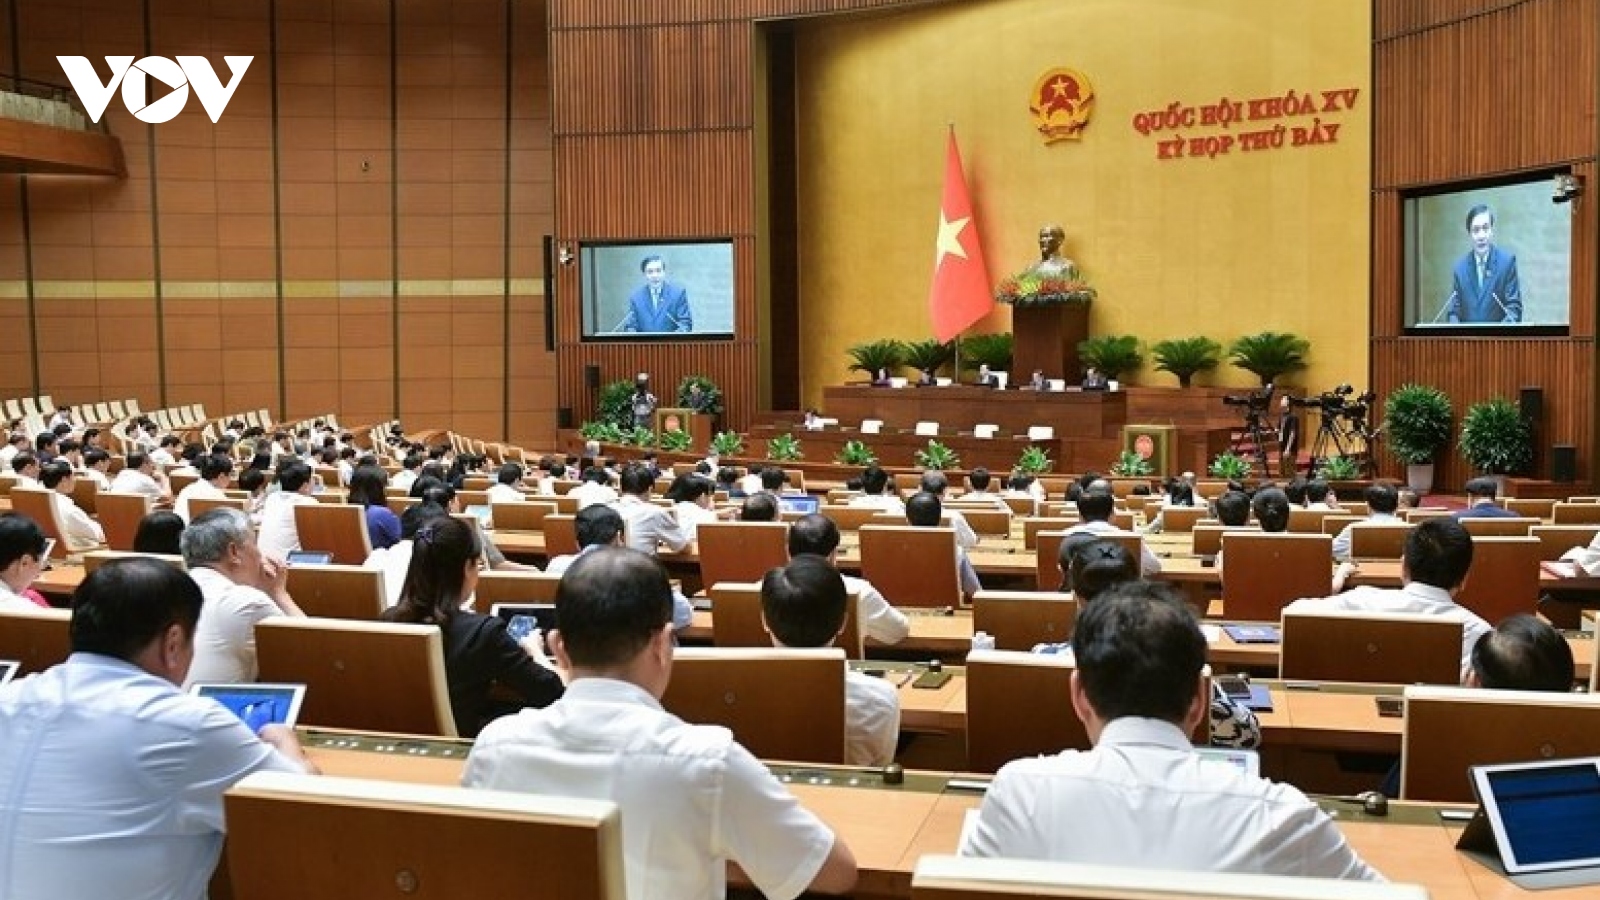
[
  {"left": 1403, "top": 175, "right": 1573, "bottom": 334},
  {"left": 579, "top": 240, "right": 735, "bottom": 340}
]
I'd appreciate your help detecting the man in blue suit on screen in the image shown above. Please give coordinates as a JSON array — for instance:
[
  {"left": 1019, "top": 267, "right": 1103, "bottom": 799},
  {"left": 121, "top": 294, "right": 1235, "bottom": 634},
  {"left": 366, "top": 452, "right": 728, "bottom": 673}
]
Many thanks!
[
  {"left": 617, "top": 254, "right": 693, "bottom": 333},
  {"left": 1445, "top": 204, "right": 1522, "bottom": 323}
]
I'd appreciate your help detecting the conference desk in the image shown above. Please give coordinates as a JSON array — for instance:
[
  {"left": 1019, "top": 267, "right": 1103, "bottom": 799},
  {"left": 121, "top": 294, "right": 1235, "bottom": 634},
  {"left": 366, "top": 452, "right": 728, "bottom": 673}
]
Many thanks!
[
  {"left": 680, "top": 608, "right": 1597, "bottom": 682},
  {"left": 298, "top": 728, "right": 1574, "bottom": 900}
]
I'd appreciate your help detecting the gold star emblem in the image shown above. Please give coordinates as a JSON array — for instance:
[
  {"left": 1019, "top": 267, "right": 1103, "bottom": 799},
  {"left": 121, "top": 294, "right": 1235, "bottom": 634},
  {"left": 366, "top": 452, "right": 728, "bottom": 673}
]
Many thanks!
[{"left": 935, "top": 212, "right": 970, "bottom": 263}]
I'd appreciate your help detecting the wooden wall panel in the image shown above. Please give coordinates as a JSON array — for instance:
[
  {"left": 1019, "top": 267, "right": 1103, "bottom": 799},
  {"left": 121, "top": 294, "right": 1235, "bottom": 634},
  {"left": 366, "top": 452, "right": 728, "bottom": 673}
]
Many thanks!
[
  {"left": 1374, "top": 0, "right": 1598, "bottom": 187},
  {"left": 1371, "top": 337, "right": 1594, "bottom": 488},
  {"left": 1371, "top": 0, "right": 1600, "bottom": 487},
  {"left": 0, "top": 0, "right": 555, "bottom": 444},
  {"left": 548, "top": 0, "right": 954, "bottom": 430}
]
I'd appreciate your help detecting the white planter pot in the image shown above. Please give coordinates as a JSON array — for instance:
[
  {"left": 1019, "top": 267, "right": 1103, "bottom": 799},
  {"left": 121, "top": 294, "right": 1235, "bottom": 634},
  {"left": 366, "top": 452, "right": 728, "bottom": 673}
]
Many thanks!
[{"left": 1406, "top": 463, "right": 1435, "bottom": 495}]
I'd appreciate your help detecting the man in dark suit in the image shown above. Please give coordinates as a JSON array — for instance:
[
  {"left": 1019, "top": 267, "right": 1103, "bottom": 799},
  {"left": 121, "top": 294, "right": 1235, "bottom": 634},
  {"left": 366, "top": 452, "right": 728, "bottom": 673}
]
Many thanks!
[
  {"left": 1445, "top": 204, "right": 1521, "bottom": 324},
  {"left": 618, "top": 254, "right": 693, "bottom": 333},
  {"left": 1081, "top": 366, "right": 1109, "bottom": 391},
  {"left": 1452, "top": 476, "right": 1519, "bottom": 518}
]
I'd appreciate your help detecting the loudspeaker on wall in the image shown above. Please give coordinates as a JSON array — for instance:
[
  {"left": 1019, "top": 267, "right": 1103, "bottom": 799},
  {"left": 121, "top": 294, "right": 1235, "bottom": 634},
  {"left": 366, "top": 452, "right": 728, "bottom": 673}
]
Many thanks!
[{"left": 584, "top": 364, "right": 601, "bottom": 389}]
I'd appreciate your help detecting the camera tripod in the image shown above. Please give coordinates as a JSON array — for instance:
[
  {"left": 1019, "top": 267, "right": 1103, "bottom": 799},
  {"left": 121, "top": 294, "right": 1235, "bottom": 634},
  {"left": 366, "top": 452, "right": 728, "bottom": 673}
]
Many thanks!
[
  {"left": 1306, "top": 410, "right": 1351, "bottom": 473},
  {"left": 1230, "top": 409, "right": 1273, "bottom": 477}
]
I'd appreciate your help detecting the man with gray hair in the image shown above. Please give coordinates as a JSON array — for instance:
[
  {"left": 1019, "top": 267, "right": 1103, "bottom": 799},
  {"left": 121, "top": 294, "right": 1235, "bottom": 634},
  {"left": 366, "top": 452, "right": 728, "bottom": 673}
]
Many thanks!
[
  {"left": 180, "top": 507, "right": 306, "bottom": 686},
  {"left": 918, "top": 470, "right": 978, "bottom": 549}
]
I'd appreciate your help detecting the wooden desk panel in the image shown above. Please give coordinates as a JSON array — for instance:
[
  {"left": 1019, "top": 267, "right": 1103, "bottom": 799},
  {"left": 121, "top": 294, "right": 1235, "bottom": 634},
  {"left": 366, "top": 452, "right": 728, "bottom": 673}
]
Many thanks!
[
  {"left": 301, "top": 736, "right": 1570, "bottom": 900},
  {"left": 822, "top": 384, "right": 1127, "bottom": 438}
]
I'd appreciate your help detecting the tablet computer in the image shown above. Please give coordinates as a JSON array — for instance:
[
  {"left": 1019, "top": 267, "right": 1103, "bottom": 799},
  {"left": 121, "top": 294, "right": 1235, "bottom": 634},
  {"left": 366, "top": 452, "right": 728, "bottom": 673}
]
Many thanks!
[
  {"left": 777, "top": 495, "right": 821, "bottom": 516},
  {"left": 0, "top": 660, "right": 19, "bottom": 685},
  {"left": 191, "top": 683, "right": 307, "bottom": 730},
  {"left": 491, "top": 603, "right": 559, "bottom": 643},
  {"left": 1195, "top": 747, "right": 1261, "bottom": 779},
  {"left": 286, "top": 550, "right": 333, "bottom": 566},
  {"left": 464, "top": 504, "right": 494, "bottom": 529},
  {"left": 1460, "top": 757, "right": 1600, "bottom": 889}
]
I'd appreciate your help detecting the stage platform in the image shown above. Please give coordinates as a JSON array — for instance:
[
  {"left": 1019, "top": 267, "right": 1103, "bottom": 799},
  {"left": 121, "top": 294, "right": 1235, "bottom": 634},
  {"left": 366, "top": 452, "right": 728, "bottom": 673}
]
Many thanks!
[{"left": 812, "top": 383, "right": 1237, "bottom": 474}]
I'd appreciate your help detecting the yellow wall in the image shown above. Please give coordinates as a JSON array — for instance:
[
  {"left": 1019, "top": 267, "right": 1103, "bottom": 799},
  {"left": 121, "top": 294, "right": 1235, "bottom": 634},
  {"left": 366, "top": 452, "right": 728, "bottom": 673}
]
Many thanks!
[{"left": 795, "top": 0, "right": 1371, "bottom": 406}]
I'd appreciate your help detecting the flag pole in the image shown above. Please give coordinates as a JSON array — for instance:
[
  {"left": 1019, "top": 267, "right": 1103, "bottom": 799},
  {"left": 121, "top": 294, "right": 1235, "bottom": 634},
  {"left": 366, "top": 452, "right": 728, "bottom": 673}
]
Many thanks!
[{"left": 947, "top": 123, "right": 960, "bottom": 382}]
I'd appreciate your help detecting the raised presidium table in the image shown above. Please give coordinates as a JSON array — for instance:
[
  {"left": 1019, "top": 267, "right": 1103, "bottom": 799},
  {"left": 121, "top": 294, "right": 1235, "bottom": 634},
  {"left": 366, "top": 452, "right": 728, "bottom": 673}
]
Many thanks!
[{"left": 294, "top": 726, "right": 1588, "bottom": 900}]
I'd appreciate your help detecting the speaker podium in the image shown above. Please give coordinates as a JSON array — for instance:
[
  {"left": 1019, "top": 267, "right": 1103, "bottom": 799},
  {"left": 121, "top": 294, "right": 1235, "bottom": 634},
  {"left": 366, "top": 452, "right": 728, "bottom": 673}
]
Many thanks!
[{"left": 655, "top": 408, "right": 713, "bottom": 453}]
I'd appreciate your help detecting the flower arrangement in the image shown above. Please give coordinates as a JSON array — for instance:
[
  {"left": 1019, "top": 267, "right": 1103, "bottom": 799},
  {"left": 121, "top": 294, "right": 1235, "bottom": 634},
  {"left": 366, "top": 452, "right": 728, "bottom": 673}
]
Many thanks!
[{"left": 994, "top": 272, "right": 1096, "bottom": 307}]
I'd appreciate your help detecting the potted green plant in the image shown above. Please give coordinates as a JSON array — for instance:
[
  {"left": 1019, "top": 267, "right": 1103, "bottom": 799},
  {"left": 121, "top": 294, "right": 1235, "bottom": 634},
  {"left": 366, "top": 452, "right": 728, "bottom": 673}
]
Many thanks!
[
  {"left": 836, "top": 440, "right": 877, "bottom": 466},
  {"left": 1317, "top": 454, "right": 1363, "bottom": 481},
  {"left": 1227, "top": 331, "right": 1309, "bottom": 386},
  {"left": 765, "top": 433, "right": 803, "bottom": 462},
  {"left": 623, "top": 425, "right": 654, "bottom": 448},
  {"left": 846, "top": 339, "right": 907, "bottom": 379},
  {"left": 1110, "top": 449, "right": 1153, "bottom": 477},
  {"left": 1150, "top": 336, "right": 1222, "bottom": 388},
  {"left": 903, "top": 338, "right": 955, "bottom": 377},
  {"left": 1458, "top": 397, "right": 1532, "bottom": 485},
  {"left": 915, "top": 439, "right": 961, "bottom": 471},
  {"left": 657, "top": 429, "right": 693, "bottom": 453},
  {"left": 957, "top": 333, "right": 1014, "bottom": 374},
  {"left": 709, "top": 430, "right": 745, "bottom": 457},
  {"left": 1015, "top": 445, "right": 1052, "bottom": 475},
  {"left": 1382, "top": 383, "right": 1453, "bottom": 495},
  {"left": 595, "top": 379, "right": 637, "bottom": 429},
  {"left": 1209, "top": 451, "right": 1252, "bottom": 481},
  {"left": 675, "top": 374, "right": 723, "bottom": 417},
  {"left": 578, "top": 420, "right": 623, "bottom": 443},
  {"left": 1076, "top": 334, "right": 1143, "bottom": 382}
]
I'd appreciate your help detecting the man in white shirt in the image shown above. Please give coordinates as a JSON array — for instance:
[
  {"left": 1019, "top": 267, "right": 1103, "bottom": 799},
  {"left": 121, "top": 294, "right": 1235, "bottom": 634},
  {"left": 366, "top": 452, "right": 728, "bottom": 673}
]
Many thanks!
[
  {"left": 907, "top": 491, "right": 983, "bottom": 602},
  {"left": 10, "top": 451, "right": 41, "bottom": 488},
  {"left": 150, "top": 435, "right": 182, "bottom": 467},
  {"left": 613, "top": 462, "right": 690, "bottom": 555},
  {"left": 110, "top": 451, "right": 173, "bottom": 505},
  {"left": 761, "top": 555, "right": 899, "bottom": 766},
  {"left": 846, "top": 465, "right": 904, "bottom": 515},
  {"left": 181, "top": 507, "right": 307, "bottom": 686},
  {"left": 79, "top": 447, "right": 113, "bottom": 491},
  {"left": 546, "top": 505, "right": 692, "bottom": 631},
  {"left": 174, "top": 453, "right": 235, "bottom": 523},
  {"left": 1288, "top": 517, "right": 1489, "bottom": 674},
  {"left": 0, "top": 515, "right": 49, "bottom": 610},
  {"left": 390, "top": 452, "right": 423, "bottom": 493},
  {"left": 1331, "top": 481, "right": 1405, "bottom": 560},
  {"left": 462, "top": 548, "right": 857, "bottom": 900},
  {"left": 1059, "top": 488, "right": 1162, "bottom": 577},
  {"left": 919, "top": 470, "right": 979, "bottom": 549},
  {"left": 41, "top": 461, "right": 103, "bottom": 552},
  {"left": 959, "top": 466, "right": 1010, "bottom": 509},
  {"left": 0, "top": 432, "right": 27, "bottom": 468},
  {"left": 961, "top": 581, "right": 1382, "bottom": 881},
  {"left": 256, "top": 459, "right": 318, "bottom": 559},
  {"left": 0, "top": 558, "right": 315, "bottom": 900},
  {"left": 569, "top": 465, "right": 619, "bottom": 510},
  {"left": 787, "top": 514, "right": 909, "bottom": 645},
  {"left": 487, "top": 462, "right": 530, "bottom": 504}
]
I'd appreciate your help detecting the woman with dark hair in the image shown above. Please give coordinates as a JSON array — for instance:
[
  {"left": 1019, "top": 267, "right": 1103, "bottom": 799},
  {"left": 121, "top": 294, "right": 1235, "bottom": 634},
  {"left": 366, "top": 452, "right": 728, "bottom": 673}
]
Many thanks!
[
  {"left": 348, "top": 463, "right": 401, "bottom": 550},
  {"left": 132, "top": 510, "right": 186, "bottom": 555},
  {"left": 663, "top": 472, "right": 722, "bottom": 541},
  {"left": 379, "top": 515, "right": 562, "bottom": 736},
  {"left": 0, "top": 513, "right": 51, "bottom": 609}
]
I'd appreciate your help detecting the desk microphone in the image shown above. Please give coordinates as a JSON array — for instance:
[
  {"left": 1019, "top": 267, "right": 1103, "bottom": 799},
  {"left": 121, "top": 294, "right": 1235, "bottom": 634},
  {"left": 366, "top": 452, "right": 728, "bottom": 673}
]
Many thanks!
[{"left": 1324, "top": 791, "right": 1389, "bottom": 817}]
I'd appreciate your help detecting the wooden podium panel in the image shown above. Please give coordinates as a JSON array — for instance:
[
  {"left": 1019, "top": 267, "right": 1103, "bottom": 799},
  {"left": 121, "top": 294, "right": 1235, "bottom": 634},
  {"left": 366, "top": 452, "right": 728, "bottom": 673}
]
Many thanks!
[
  {"left": 1012, "top": 302, "right": 1090, "bottom": 385},
  {"left": 655, "top": 408, "right": 712, "bottom": 451},
  {"left": 821, "top": 385, "right": 1125, "bottom": 437}
]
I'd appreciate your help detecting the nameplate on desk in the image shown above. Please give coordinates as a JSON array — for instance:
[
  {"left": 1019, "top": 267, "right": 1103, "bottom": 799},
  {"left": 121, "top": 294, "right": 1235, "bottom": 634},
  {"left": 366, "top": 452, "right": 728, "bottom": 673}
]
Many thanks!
[{"left": 1223, "top": 624, "right": 1281, "bottom": 644}]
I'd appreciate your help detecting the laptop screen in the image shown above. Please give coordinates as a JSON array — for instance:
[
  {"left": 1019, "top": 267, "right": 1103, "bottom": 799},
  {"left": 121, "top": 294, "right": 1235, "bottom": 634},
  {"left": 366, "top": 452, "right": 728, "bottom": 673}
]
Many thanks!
[
  {"left": 778, "top": 495, "right": 820, "bottom": 515},
  {"left": 1475, "top": 758, "right": 1600, "bottom": 872},
  {"left": 191, "top": 683, "right": 307, "bottom": 730}
]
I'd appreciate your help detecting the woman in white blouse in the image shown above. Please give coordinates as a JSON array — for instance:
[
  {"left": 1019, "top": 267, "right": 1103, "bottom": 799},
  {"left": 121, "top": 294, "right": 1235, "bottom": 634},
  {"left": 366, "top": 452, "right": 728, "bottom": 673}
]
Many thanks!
[{"left": 662, "top": 473, "right": 727, "bottom": 543}]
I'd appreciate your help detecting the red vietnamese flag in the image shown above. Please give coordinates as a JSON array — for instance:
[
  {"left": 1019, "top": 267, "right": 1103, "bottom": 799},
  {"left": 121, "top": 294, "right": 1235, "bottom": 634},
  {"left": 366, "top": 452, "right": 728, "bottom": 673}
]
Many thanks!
[{"left": 929, "top": 130, "right": 993, "bottom": 342}]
